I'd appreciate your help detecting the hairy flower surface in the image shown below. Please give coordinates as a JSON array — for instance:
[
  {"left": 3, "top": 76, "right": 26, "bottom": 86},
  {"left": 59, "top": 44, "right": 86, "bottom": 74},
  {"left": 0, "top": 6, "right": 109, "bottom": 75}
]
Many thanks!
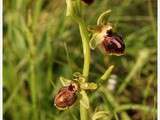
[
  {"left": 89, "top": 24, "right": 125, "bottom": 55},
  {"left": 82, "top": 0, "right": 94, "bottom": 5},
  {"left": 54, "top": 83, "right": 78, "bottom": 109},
  {"left": 102, "top": 32, "right": 125, "bottom": 55}
]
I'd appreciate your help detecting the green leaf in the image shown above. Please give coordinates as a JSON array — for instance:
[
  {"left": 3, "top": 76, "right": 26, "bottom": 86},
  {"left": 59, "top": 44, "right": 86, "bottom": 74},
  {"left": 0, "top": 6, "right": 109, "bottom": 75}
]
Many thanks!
[
  {"left": 100, "top": 65, "right": 114, "bottom": 81},
  {"left": 92, "top": 111, "right": 110, "bottom": 120},
  {"left": 80, "top": 90, "right": 89, "bottom": 109}
]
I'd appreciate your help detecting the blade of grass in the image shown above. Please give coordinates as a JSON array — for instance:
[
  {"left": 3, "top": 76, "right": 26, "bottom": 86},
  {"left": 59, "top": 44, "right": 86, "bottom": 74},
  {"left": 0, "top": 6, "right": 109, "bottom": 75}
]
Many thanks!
[
  {"left": 115, "top": 104, "right": 157, "bottom": 114},
  {"left": 148, "top": 0, "right": 157, "bottom": 41},
  {"left": 99, "top": 87, "right": 131, "bottom": 120},
  {"left": 117, "top": 49, "right": 150, "bottom": 94},
  {"left": 142, "top": 75, "right": 154, "bottom": 120},
  {"left": 4, "top": 77, "right": 25, "bottom": 112},
  {"left": 64, "top": 42, "right": 73, "bottom": 73}
]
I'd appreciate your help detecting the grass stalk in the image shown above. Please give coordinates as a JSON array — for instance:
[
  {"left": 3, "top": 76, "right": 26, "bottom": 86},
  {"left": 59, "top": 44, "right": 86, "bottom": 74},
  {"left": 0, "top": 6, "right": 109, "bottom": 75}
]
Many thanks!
[
  {"left": 115, "top": 104, "right": 157, "bottom": 114},
  {"left": 148, "top": 0, "right": 157, "bottom": 40},
  {"left": 99, "top": 87, "right": 131, "bottom": 120},
  {"left": 117, "top": 49, "right": 149, "bottom": 94},
  {"left": 4, "top": 78, "right": 24, "bottom": 112},
  {"left": 24, "top": 25, "right": 38, "bottom": 120},
  {"left": 142, "top": 75, "right": 154, "bottom": 120},
  {"left": 30, "top": 61, "right": 37, "bottom": 120}
]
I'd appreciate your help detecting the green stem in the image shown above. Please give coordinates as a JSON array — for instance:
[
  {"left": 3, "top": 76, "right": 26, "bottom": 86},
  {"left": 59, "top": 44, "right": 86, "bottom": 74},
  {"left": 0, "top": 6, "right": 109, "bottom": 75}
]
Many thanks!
[
  {"left": 78, "top": 20, "right": 90, "bottom": 78},
  {"left": 76, "top": 8, "right": 90, "bottom": 120},
  {"left": 66, "top": 1, "right": 90, "bottom": 119},
  {"left": 68, "top": 8, "right": 90, "bottom": 120},
  {"left": 78, "top": 16, "right": 90, "bottom": 120},
  {"left": 80, "top": 103, "right": 88, "bottom": 120}
]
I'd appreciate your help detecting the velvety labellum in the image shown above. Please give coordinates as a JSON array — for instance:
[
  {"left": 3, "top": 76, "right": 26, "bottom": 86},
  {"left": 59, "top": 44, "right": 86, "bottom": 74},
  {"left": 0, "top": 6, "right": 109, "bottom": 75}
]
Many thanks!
[
  {"left": 102, "top": 33, "right": 125, "bottom": 55},
  {"left": 82, "top": 0, "right": 94, "bottom": 5},
  {"left": 54, "top": 83, "right": 78, "bottom": 109}
]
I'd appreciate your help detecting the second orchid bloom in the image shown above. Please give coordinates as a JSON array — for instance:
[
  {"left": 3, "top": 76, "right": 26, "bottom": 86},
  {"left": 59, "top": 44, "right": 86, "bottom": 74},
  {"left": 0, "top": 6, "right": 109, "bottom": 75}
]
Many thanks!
[{"left": 89, "top": 11, "right": 125, "bottom": 56}]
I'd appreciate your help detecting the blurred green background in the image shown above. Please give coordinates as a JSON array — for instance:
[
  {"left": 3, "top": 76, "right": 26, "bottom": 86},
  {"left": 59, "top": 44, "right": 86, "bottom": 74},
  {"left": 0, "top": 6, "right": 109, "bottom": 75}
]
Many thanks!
[{"left": 3, "top": 0, "right": 157, "bottom": 120}]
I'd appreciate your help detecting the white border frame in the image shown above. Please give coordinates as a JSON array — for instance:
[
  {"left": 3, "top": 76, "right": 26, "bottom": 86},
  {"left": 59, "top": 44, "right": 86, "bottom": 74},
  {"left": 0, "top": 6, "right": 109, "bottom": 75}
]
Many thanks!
[
  {"left": 0, "top": 0, "right": 159, "bottom": 120},
  {"left": 158, "top": 0, "right": 160, "bottom": 119},
  {"left": 0, "top": 0, "right": 2, "bottom": 119}
]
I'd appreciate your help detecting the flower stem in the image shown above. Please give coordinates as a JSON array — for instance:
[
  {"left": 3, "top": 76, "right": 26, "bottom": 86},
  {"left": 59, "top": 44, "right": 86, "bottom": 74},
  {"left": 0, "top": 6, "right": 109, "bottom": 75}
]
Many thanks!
[
  {"left": 66, "top": 1, "right": 90, "bottom": 119},
  {"left": 80, "top": 96, "right": 89, "bottom": 120},
  {"left": 78, "top": 20, "right": 90, "bottom": 78},
  {"left": 78, "top": 16, "right": 90, "bottom": 120},
  {"left": 76, "top": 7, "right": 90, "bottom": 120}
]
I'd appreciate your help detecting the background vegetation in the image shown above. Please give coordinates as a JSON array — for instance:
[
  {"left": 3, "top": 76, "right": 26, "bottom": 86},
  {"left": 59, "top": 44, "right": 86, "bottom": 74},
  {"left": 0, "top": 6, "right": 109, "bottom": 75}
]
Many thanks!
[{"left": 3, "top": 0, "right": 157, "bottom": 120}]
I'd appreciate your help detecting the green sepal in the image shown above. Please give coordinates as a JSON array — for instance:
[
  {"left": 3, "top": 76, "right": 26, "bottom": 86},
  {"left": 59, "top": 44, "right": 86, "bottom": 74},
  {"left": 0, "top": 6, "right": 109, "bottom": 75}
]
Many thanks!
[
  {"left": 89, "top": 24, "right": 114, "bottom": 50},
  {"left": 60, "top": 77, "right": 72, "bottom": 86},
  {"left": 97, "top": 9, "right": 111, "bottom": 25},
  {"left": 89, "top": 33, "right": 103, "bottom": 49}
]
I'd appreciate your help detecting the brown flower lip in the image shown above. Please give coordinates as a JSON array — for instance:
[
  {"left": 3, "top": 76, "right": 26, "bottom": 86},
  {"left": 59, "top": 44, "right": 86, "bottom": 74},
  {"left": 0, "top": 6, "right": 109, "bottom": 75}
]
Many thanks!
[
  {"left": 102, "top": 31, "right": 125, "bottom": 55},
  {"left": 54, "top": 83, "right": 78, "bottom": 109},
  {"left": 82, "top": 0, "right": 94, "bottom": 5}
]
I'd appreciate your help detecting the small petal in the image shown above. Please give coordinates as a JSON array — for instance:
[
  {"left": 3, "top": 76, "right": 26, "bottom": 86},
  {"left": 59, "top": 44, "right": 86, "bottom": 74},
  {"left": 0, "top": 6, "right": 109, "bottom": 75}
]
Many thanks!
[
  {"left": 89, "top": 25, "right": 112, "bottom": 49},
  {"left": 89, "top": 33, "right": 103, "bottom": 49}
]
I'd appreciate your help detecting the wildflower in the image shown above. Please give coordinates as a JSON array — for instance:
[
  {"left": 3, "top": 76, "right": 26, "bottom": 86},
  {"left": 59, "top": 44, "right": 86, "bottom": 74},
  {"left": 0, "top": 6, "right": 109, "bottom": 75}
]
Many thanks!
[
  {"left": 54, "top": 73, "right": 97, "bottom": 110},
  {"left": 89, "top": 24, "right": 125, "bottom": 56},
  {"left": 54, "top": 83, "right": 79, "bottom": 110}
]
